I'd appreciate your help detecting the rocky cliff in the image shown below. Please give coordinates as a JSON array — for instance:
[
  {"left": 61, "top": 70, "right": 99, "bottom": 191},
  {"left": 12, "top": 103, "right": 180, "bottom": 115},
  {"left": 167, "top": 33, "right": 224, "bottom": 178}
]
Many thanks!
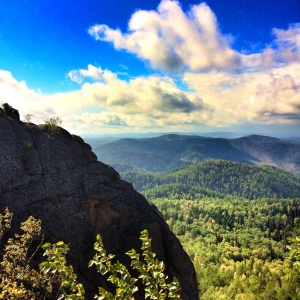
[{"left": 0, "top": 113, "right": 199, "bottom": 300}]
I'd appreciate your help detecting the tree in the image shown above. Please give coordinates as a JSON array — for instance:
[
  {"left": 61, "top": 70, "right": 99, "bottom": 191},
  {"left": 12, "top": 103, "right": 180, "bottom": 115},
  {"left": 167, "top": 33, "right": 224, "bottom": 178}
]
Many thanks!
[
  {"left": 44, "top": 117, "right": 62, "bottom": 135},
  {"left": 0, "top": 210, "right": 52, "bottom": 299},
  {"left": 288, "top": 236, "right": 300, "bottom": 271},
  {"left": 25, "top": 114, "right": 33, "bottom": 122}
]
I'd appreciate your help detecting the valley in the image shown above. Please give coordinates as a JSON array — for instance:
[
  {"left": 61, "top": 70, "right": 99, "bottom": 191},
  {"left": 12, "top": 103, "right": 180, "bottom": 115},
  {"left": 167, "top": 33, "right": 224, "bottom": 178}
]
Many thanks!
[
  {"left": 153, "top": 197, "right": 300, "bottom": 299},
  {"left": 87, "top": 133, "right": 300, "bottom": 299}
]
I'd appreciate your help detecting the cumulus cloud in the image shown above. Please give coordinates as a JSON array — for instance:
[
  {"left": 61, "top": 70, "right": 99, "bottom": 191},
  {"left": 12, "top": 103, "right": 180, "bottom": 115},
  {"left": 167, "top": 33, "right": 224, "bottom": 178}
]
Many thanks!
[
  {"left": 184, "top": 62, "right": 300, "bottom": 126},
  {"left": 68, "top": 64, "right": 114, "bottom": 84},
  {"left": 0, "top": 67, "right": 214, "bottom": 134},
  {"left": 1, "top": 57, "right": 299, "bottom": 134},
  {"left": 88, "top": 0, "right": 240, "bottom": 72},
  {"left": 254, "top": 72, "right": 300, "bottom": 121},
  {"left": 88, "top": 0, "right": 299, "bottom": 76},
  {"left": 0, "top": 70, "right": 54, "bottom": 121},
  {"left": 1, "top": 2, "right": 299, "bottom": 136},
  {"left": 50, "top": 68, "right": 216, "bottom": 132},
  {"left": 78, "top": 3, "right": 300, "bottom": 132},
  {"left": 67, "top": 65, "right": 206, "bottom": 115},
  {"left": 242, "top": 23, "right": 300, "bottom": 71},
  {"left": 273, "top": 23, "right": 300, "bottom": 61}
]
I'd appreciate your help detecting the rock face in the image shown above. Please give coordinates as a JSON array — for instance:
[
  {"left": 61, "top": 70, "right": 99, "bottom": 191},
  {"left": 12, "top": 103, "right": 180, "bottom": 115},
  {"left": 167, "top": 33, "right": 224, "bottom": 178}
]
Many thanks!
[{"left": 0, "top": 114, "right": 199, "bottom": 300}]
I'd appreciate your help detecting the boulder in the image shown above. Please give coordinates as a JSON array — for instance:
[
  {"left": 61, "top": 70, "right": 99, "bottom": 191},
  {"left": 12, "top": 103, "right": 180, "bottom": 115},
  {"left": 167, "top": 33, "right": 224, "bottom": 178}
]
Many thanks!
[
  {"left": 0, "top": 114, "right": 199, "bottom": 300},
  {"left": 1, "top": 103, "right": 20, "bottom": 120}
]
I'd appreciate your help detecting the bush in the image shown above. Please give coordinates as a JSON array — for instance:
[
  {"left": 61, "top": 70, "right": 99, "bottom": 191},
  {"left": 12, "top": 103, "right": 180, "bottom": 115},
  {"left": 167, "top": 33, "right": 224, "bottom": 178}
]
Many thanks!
[
  {"left": 45, "top": 117, "right": 62, "bottom": 135},
  {"left": 90, "top": 231, "right": 180, "bottom": 300},
  {"left": 0, "top": 210, "right": 52, "bottom": 299},
  {"left": 0, "top": 209, "right": 181, "bottom": 299}
]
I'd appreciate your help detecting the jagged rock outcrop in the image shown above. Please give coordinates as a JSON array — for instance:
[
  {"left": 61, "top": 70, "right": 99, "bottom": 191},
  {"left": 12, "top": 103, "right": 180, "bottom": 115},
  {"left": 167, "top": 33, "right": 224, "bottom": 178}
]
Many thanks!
[
  {"left": 0, "top": 114, "right": 199, "bottom": 300},
  {"left": 0, "top": 103, "right": 20, "bottom": 120}
]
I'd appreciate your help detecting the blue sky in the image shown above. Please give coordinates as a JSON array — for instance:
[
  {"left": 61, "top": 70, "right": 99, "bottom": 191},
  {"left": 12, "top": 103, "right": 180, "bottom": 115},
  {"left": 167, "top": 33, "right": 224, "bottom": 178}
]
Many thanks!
[{"left": 0, "top": 0, "right": 299, "bottom": 136}]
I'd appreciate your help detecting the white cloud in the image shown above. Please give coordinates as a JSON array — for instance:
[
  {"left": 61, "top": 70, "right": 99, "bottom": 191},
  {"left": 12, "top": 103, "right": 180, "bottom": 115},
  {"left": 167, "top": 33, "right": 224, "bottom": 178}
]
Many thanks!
[
  {"left": 184, "top": 62, "right": 300, "bottom": 126},
  {"left": 1, "top": 48, "right": 299, "bottom": 135},
  {"left": 88, "top": 0, "right": 240, "bottom": 72},
  {"left": 0, "top": 70, "right": 53, "bottom": 120},
  {"left": 67, "top": 65, "right": 208, "bottom": 115},
  {"left": 0, "top": 67, "right": 214, "bottom": 134},
  {"left": 1, "top": 4, "right": 299, "bottom": 136},
  {"left": 272, "top": 23, "right": 300, "bottom": 64},
  {"left": 242, "top": 23, "right": 300, "bottom": 71},
  {"left": 88, "top": 0, "right": 300, "bottom": 77},
  {"left": 68, "top": 64, "right": 113, "bottom": 84}
]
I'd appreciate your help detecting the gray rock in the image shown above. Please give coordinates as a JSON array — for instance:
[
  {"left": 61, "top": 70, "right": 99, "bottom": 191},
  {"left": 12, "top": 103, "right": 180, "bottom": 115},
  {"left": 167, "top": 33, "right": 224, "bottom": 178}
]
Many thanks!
[{"left": 0, "top": 114, "right": 199, "bottom": 300}]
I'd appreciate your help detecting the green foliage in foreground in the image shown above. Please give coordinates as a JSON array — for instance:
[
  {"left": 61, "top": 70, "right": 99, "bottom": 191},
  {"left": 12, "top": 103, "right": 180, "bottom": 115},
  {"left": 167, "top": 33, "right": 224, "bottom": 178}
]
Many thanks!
[
  {"left": 0, "top": 209, "right": 180, "bottom": 299},
  {"left": 0, "top": 210, "right": 53, "bottom": 299},
  {"left": 90, "top": 232, "right": 180, "bottom": 300},
  {"left": 153, "top": 197, "right": 300, "bottom": 299},
  {"left": 40, "top": 241, "right": 85, "bottom": 299}
]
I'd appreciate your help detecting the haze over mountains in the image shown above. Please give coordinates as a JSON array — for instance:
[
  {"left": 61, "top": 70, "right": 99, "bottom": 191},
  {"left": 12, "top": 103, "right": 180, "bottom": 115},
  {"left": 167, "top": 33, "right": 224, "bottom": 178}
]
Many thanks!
[{"left": 88, "top": 134, "right": 300, "bottom": 176}]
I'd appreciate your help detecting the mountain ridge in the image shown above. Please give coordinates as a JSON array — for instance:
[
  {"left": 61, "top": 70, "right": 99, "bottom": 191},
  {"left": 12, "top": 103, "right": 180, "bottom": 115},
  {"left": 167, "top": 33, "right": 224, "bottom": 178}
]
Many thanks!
[
  {"left": 93, "top": 134, "right": 300, "bottom": 175},
  {"left": 121, "top": 160, "right": 300, "bottom": 200}
]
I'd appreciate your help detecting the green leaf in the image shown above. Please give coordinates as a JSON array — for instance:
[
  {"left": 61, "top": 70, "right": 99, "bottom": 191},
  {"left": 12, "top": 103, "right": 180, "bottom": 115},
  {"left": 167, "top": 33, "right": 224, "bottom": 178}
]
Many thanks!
[
  {"left": 41, "top": 242, "right": 51, "bottom": 249},
  {"left": 39, "top": 261, "right": 49, "bottom": 268}
]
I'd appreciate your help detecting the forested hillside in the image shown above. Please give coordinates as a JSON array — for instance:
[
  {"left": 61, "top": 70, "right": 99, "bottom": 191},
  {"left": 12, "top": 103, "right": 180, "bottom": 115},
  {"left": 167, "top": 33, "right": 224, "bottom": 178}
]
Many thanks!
[
  {"left": 152, "top": 197, "right": 300, "bottom": 299},
  {"left": 94, "top": 134, "right": 300, "bottom": 175},
  {"left": 122, "top": 160, "right": 300, "bottom": 200},
  {"left": 97, "top": 134, "right": 300, "bottom": 298}
]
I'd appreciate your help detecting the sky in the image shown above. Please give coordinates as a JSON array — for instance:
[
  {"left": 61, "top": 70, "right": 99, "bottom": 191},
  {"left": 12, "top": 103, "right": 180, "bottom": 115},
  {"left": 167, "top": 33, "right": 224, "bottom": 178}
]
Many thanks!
[{"left": 0, "top": 0, "right": 299, "bottom": 137}]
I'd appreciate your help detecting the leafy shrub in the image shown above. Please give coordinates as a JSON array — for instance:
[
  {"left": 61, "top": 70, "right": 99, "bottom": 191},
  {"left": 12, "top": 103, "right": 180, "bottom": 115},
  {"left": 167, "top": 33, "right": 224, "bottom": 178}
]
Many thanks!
[
  {"left": 45, "top": 117, "right": 62, "bottom": 135},
  {"left": 0, "top": 211, "right": 52, "bottom": 299},
  {"left": 90, "top": 231, "right": 180, "bottom": 300},
  {"left": 40, "top": 241, "right": 85, "bottom": 299},
  {"left": 0, "top": 209, "right": 181, "bottom": 299}
]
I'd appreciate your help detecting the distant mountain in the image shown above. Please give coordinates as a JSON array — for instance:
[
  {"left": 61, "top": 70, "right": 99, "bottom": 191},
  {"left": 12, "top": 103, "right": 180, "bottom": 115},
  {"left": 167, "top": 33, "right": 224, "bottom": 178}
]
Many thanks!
[
  {"left": 284, "top": 137, "right": 300, "bottom": 145},
  {"left": 94, "top": 134, "right": 300, "bottom": 176},
  {"left": 84, "top": 137, "right": 119, "bottom": 152},
  {"left": 122, "top": 160, "right": 300, "bottom": 200},
  {"left": 230, "top": 135, "right": 300, "bottom": 175}
]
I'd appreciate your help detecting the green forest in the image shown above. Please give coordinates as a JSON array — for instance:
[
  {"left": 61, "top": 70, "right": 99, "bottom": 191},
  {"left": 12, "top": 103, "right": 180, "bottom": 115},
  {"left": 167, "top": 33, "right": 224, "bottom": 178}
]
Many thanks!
[
  {"left": 120, "top": 159, "right": 300, "bottom": 298},
  {"left": 152, "top": 197, "right": 300, "bottom": 299},
  {"left": 122, "top": 160, "right": 300, "bottom": 199}
]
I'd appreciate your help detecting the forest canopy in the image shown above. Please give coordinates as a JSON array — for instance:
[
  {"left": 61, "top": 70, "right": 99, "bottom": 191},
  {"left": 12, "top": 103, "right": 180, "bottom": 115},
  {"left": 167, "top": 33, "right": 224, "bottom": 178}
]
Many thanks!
[{"left": 152, "top": 197, "right": 300, "bottom": 299}]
